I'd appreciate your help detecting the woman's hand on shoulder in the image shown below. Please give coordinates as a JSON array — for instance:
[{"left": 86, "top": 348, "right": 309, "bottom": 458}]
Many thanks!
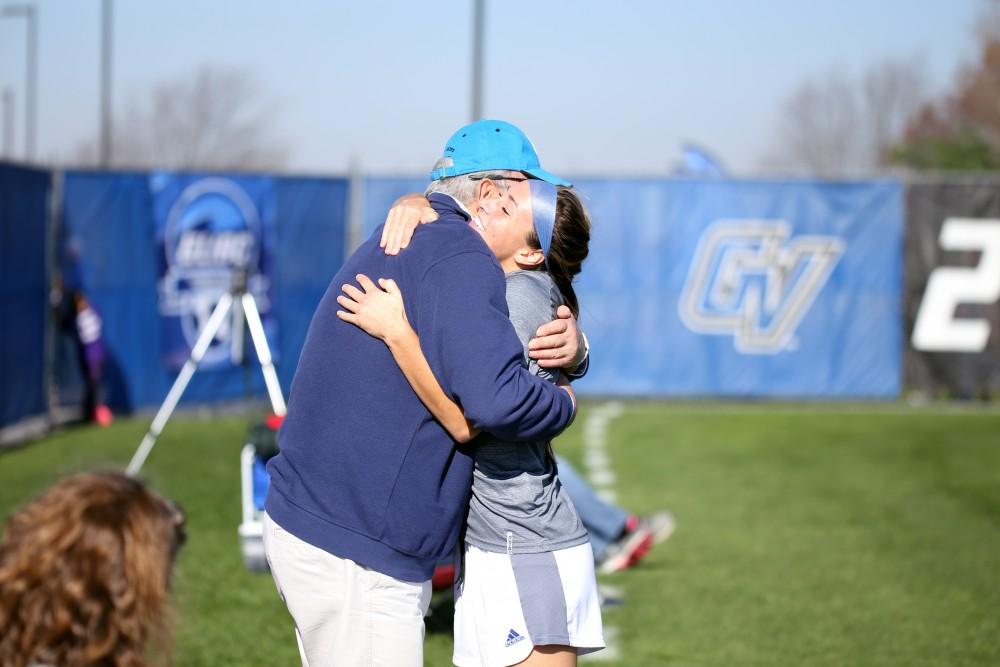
[
  {"left": 336, "top": 274, "right": 412, "bottom": 344},
  {"left": 381, "top": 193, "right": 437, "bottom": 255}
]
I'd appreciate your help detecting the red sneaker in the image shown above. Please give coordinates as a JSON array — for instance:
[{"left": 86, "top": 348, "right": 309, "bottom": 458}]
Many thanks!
[
  {"left": 94, "top": 404, "right": 113, "bottom": 427},
  {"left": 637, "top": 511, "right": 676, "bottom": 545},
  {"left": 598, "top": 528, "right": 654, "bottom": 574}
]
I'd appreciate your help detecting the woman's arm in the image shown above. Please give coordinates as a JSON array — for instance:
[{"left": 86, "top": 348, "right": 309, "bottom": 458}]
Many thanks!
[
  {"left": 336, "top": 274, "right": 480, "bottom": 443},
  {"left": 380, "top": 194, "right": 436, "bottom": 255},
  {"left": 383, "top": 325, "right": 481, "bottom": 444}
]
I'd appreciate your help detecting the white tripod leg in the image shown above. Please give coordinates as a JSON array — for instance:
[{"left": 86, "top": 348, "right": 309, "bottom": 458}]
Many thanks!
[
  {"left": 126, "top": 292, "right": 235, "bottom": 475},
  {"left": 241, "top": 292, "right": 287, "bottom": 416}
]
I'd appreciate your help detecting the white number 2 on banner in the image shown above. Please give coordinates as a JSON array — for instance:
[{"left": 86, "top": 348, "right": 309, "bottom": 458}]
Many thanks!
[{"left": 912, "top": 218, "right": 1000, "bottom": 353}]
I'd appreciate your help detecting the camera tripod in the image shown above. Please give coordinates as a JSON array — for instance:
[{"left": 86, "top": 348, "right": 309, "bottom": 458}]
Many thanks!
[{"left": 126, "top": 270, "right": 286, "bottom": 475}]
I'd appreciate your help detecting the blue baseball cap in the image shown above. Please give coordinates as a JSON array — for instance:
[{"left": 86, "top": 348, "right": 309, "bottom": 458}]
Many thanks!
[{"left": 429, "top": 120, "right": 571, "bottom": 187}]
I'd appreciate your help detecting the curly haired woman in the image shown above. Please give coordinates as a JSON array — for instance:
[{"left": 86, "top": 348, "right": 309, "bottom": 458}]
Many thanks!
[{"left": 0, "top": 471, "right": 186, "bottom": 667}]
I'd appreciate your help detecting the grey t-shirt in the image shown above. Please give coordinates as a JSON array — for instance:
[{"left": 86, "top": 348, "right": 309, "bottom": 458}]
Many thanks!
[{"left": 463, "top": 270, "right": 589, "bottom": 554}]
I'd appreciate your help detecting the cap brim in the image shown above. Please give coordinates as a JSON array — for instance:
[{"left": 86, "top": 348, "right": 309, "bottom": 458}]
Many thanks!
[{"left": 524, "top": 167, "right": 572, "bottom": 187}]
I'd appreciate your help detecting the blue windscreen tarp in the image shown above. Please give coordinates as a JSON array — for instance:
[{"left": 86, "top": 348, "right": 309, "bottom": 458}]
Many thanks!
[
  {"left": 361, "top": 176, "right": 426, "bottom": 241},
  {"left": 0, "top": 164, "right": 50, "bottom": 428}
]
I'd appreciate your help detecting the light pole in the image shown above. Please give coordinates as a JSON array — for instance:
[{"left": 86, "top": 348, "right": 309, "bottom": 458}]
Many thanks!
[
  {"left": 1, "top": 3, "right": 37, "bottom": 161},
  {"left": 99, "top": 0, "right": 113, "bottom": 166},
  {"left": 470, "top": 0, "right": 485, "bottom": 122},
  {"left": 1, "top": 87, "right": 13, "bottom": 157}
]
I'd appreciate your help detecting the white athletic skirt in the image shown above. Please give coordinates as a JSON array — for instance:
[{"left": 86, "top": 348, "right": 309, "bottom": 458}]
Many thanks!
[{"left": 453, "top": 542, "right": 605, "bottom": 667}]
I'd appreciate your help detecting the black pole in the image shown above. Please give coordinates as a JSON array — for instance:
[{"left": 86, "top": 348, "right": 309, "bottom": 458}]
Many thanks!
[
  {"left": 25, "top": 4, "right": 36, "bottom": 161},
  {"left": 99, "top": 0, "right": 113, "bottom": 166},
  {"left": 471, "top": 0, "right": 485, "bottom": 122},
  {"left": 1, "top": 88, "right": 12, "bottom": 157},
  {"left": 1, "top": 4, "right": 37, "bottom": 161}
]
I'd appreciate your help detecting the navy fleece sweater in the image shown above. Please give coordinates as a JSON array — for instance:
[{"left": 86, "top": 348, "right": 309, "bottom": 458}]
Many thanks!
[{"left": 265, "top": 193, "right": 576, "bottom": 582}]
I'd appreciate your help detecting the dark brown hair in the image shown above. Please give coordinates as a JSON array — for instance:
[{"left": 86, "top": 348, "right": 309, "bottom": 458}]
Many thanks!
[
  {"left": 0, "top": 471, "right": 185, "bottom": 667},
  {"left": 526, "top": 186, "right": 591, "bottom": 317}
]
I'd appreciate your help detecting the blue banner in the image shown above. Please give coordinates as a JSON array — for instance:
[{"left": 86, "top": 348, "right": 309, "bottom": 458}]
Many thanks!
[
  {"left": 151, "top": 173, "right": 277, "bottom": 370},
  {"left": 362, "top": 177, "right": 903, "bottom": 398},
  {"left": 60, "top": 171, "right": 348, "bottom": 411},
  {"left": 572, "top": 179, "right": 902, "bottom": 397}
]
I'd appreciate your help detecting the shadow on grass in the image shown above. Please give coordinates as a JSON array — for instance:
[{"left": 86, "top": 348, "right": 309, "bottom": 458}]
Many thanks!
[{"left": 426, "top": 592, "right": 455, "bottom": 635}]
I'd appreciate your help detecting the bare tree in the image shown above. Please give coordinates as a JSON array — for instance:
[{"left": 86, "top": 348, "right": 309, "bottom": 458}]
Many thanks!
[
  {"left": 951, "top": 39, "right": 1000, "bottom": 152},
  {"left": 978, "top": 0, "right": 1000, "bottom": 44},
  {"left": 763, "top": 57, "right": 926, "bottom": 177},
  {"left": 72, "top": 65, "right": 289, "bottom": 171},
  {"left": 769, "top": 69, "right": 861, "bottom": 177},
  {"left": 862, "top": 58, "right": 927, "bottom": 165}
]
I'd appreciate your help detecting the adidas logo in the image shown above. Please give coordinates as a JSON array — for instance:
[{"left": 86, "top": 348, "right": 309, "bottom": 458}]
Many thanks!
[{"left": 505, "top": 628, "right": 525, "bottom": 648}]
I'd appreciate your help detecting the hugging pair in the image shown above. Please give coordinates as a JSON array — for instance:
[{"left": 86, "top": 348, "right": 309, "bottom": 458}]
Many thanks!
[{"left": 265, "top": 120, "right": 601, "bottom": 667}]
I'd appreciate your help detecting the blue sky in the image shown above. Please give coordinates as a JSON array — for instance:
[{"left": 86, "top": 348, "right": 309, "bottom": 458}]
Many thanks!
[{"left": 0, "top": 0, "right": 985, "bottom": 175}]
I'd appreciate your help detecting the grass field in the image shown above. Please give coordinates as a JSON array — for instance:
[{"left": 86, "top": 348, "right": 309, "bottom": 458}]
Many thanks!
[{"left": 2, "top": 403, "right": 999, "bottom": 666}]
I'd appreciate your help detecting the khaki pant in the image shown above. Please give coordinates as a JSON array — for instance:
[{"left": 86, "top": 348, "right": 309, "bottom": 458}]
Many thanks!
[{"left": 263, "top": 514, "right": 432, "bottom": 667}]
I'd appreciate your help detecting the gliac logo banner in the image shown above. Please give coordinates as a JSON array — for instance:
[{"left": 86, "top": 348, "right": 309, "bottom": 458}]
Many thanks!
[
  {"left": 152, "top": 174, "right": 277, "bottom": 370},
  {"left": 678, "top": 220, "right": 845, "bottom": 354}
]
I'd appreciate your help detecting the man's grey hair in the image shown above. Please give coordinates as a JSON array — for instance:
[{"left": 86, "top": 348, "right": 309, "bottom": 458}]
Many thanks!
[{"left": 425, "top": 157, "right": 520, "bottom": 207}]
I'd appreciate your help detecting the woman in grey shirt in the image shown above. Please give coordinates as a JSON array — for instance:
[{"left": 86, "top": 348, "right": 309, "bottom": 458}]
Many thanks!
[{"left": 338, "top": 179, "right": 602, "bottom": 666}]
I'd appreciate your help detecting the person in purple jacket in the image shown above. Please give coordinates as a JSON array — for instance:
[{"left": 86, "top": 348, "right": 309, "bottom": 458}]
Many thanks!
[
  {"left": 263, "top": 120, "right": 589, "bottom": 667},
  {"left": 72, "top": 291, "right": 112, "bottom": 427}
]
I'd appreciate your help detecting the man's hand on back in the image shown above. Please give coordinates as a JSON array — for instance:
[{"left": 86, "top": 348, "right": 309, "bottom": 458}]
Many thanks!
[{"left": 528, "top": 305, "right": 587, "bottom": 370}]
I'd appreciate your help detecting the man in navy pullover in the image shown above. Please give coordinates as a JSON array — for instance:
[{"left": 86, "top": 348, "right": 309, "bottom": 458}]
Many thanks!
[{"left": 264, "top": 120, "right": 584, "bottom": 666}]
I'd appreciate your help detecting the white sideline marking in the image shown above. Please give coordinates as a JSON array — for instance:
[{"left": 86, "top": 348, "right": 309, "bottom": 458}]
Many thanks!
[
  {"left": 581, "top": 401, "right": 625, "bottom": 662},
  {"left": 582, "top": 401, "right": 624, "bottom": 504}
]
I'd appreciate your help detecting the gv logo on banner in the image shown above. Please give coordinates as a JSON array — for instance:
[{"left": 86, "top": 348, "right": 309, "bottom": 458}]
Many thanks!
[
  {"left": 156, "top": 177, "right": 274, "bottom": 369},
  {"left": 912, "top": 218, "right": 1000, "bottom": 353},
  {"left": 679, "top": 220, "right": 845, "bottom": 354}
]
